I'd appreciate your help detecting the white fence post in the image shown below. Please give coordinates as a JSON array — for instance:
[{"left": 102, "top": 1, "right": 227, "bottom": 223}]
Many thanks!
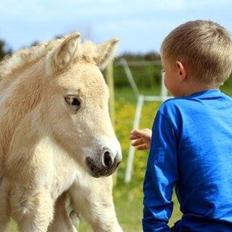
[
  {"left": 125, "top": 95, "right": 144, "bottom": 183},
  {"left": 116, "top": 59, "right": 170, "bottom": 183},
  {"left": 160, "top": 71, "right": 168, "bottom": 102}
]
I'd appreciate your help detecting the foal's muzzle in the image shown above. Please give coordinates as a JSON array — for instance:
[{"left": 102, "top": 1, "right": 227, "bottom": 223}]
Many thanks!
[{"left": 86, "top": 148, "right": 121, "bottom": 177}]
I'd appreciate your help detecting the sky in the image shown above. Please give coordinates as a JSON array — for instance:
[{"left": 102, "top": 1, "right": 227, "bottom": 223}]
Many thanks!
[{"left": 0, "top": 0, "right": 232, "bottom": 54}]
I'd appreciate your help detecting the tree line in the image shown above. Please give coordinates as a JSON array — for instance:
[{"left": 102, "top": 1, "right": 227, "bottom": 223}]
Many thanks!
[{"left": 0, "top": 39, "right": 12, "bottom": 61}]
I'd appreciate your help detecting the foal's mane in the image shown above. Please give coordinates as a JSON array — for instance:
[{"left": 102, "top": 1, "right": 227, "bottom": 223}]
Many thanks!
[
  {"left": 0, "top": 38, "right": 64, "bottom": 80},
  {"left": 0, "top": 35, "right": 99, "bottom": 84}
]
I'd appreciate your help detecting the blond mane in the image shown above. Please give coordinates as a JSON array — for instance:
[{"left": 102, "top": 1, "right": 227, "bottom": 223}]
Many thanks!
[
  {"left": 0, "top": 37, "right": 99, "bottom": 82},
  {"left": 0, "top": 38, "right": 65, "bottom": 79}
]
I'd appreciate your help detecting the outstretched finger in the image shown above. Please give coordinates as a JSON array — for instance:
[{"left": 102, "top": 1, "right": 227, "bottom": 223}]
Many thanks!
[
  {"left": 131, "top": 138, "right": 144, "bottom": 146},
  {"left": 135, "top": 144, "right": 149, "bottom": 150},
  {"left": 130, "top": 130, "right": 144, "bottom": 140},
  {"left": 132, "top": 128, "right": 151, "bottom": 138},
  {"left": 130, "top": 133, "right": 141, "bottom": 140}
]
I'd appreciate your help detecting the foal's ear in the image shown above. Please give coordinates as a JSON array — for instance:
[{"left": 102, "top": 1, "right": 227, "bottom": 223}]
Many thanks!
[
  {"left": 49, "top": 33, "right": 80, "bottom": 74},
  {"left": 95, "top": 38, "right": 119, "bottom": 70}
]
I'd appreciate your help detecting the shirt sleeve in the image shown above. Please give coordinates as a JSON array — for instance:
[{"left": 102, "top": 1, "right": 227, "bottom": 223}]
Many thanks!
[{"left": 143, "top": 111, "right": 179, "bottom": 232}]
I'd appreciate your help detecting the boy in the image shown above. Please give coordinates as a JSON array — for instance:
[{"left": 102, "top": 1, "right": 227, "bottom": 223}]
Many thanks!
[{"left": 130, "top": 20, "right": 232, "bottom": 232}]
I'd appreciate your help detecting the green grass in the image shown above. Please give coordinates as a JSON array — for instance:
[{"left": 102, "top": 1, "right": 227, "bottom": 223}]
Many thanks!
[{"left": 9, "top": 221, "right": 17, "bottom": 232}]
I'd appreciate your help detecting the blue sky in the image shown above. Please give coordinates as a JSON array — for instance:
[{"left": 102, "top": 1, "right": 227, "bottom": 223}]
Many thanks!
[{"left": 0, "top": 0, "right": 232, "bottom": 54}]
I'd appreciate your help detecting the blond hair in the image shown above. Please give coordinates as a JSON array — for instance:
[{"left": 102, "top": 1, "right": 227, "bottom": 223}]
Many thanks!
[{"left": 161, "top": 20, "right": 232, "bottom": 86}]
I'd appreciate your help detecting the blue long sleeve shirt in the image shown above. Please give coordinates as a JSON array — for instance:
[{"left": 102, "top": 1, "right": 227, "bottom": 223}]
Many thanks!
[{"left": 143, "top": 89, "right": 232, "bottom": 232}]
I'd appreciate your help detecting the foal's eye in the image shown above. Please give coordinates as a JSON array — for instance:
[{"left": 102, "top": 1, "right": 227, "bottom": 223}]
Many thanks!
[{"left": 64, "top": 95, "right": 81, "bottom": 112}]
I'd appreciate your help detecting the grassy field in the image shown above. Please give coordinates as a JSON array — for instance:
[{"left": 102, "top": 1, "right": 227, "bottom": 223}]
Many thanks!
[{"left": 10, "top": 85, "right": 232, "bottom": 231}]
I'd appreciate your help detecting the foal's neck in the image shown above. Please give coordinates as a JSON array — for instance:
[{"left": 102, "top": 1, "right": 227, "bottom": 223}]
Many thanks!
[{"left": 0, "top": 59, "right": 45, "bottom": 156}]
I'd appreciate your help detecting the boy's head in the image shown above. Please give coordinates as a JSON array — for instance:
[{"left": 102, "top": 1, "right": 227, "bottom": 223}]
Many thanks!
[{"left": 161, "top": 20, "right": 232, "bottom": 93}]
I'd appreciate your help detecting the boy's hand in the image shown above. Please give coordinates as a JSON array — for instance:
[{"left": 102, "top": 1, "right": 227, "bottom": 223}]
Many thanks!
[{"left": 130, "top": 128, "right": 152, "bottom": 150}]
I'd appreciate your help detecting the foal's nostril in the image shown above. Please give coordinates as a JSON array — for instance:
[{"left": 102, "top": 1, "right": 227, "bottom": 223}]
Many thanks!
[{"left": 103, "top": 151, "right": 113, "bottom": 168}]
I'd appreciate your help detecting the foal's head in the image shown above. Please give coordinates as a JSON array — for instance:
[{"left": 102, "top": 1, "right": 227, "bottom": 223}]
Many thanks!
[{"left": 42, "top": 33, "right": 121, "bottom": 177}]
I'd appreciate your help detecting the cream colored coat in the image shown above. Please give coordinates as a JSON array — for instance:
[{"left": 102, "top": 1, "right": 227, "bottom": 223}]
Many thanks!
[{"left": 0, "top": 33, "right": 123, "bottom": 232}]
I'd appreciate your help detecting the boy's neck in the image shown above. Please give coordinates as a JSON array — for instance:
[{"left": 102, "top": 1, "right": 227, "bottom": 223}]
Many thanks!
[{"left": 180, "top": 81, "right": 219, "bottom": 97}]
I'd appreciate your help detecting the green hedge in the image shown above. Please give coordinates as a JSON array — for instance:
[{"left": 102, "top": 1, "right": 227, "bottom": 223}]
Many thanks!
[
  {"left": 113, "top": 63, "right": 162, "bottom": 89},
  {"left": 112, "top": 57, "right": 232, "bottom": 90}
]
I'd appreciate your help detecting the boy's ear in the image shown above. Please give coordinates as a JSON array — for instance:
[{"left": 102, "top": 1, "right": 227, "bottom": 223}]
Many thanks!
[{"left": 176, "top": 60, "right": 187, "bottom": 81}]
